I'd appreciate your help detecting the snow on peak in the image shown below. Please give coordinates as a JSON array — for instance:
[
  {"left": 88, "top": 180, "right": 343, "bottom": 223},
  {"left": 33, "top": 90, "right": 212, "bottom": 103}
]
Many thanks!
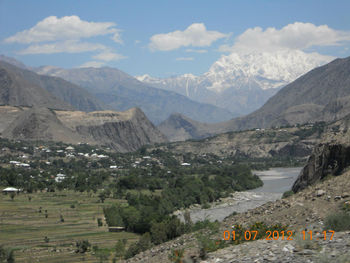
[
  {"left": 135, "top": 74, "right": 154, "bottom": 82},
  {"left": 205, "top": 49, "right": 333, "bottom": 91}
]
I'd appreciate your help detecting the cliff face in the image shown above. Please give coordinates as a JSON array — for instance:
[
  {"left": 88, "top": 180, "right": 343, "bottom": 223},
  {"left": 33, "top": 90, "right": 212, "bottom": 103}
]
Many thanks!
[
  {"left": 69, "top": 108, "right": 168, "bottom": 152},
  {"left": 292, "top": 143, "right": 350, "bottom": 192},
  {"left": 0, "top": 106, "right": 167, "bottom": 152}
]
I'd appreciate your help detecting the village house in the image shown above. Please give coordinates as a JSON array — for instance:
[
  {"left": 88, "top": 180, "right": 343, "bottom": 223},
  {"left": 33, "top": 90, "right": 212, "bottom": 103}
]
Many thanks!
[
  {"left": 55, "top": 173, "right": 66, "bottom": 182},
  {"left": 2, "top": 187, "right": 22, "bottom": 194}
]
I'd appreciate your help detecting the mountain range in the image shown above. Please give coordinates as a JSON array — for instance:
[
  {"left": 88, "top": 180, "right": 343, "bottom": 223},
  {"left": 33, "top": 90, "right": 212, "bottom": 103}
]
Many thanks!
[
  {"left": 33, "top": 65, "right": 233, "bottom": 124},
  {"left": 160, "top": 56, "right": 350, "bottom": 141},
  {"left": 2, "top": 53, "right": 350, "bottom": 146},
  {"left": 137, "top": 50, "right": 332, "bottom": 115}
]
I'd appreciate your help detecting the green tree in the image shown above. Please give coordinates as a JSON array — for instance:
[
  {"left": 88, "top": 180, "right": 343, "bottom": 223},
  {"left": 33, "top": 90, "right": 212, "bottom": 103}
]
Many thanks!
[
  {"left": 103, "top": 206, "right": 124, "bottom": 227},
  {"left": 121, "top": 206, "right": 141, "bottom": 232},
  {"left": 75, "top": 240, "right": 90, "bottom": 253},
  {"left": 150, "top": 222, "right": 168, "bottom": 245},
  {"left": 0, "top": 245, "right": 14, "bottom": 263},
  {"left": 114, "top": 239, "right": 126, "bottom": 259},
  {"left": 98, "top": 192, "right": 106, "bottom": 203},
  {"left": 92, "top": 246, "right": 110, "bottom": 263},
  {"left": 9, "top": 193, "right": 15, "bottom": 201}
]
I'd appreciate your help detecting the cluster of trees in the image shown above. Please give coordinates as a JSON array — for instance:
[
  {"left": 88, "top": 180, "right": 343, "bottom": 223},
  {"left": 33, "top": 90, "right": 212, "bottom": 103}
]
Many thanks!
[
  {"left": 104, "top": 164, "right": 262, "bottom": 257},
  {"left": 0, "top": 245, "right": 14, "bottom": 263},
  {"left": 0, "top": 165, "right": 109, "bottom": 193},
  {"left": 117, "top": 164, "right": 262, "bottom": 198}
]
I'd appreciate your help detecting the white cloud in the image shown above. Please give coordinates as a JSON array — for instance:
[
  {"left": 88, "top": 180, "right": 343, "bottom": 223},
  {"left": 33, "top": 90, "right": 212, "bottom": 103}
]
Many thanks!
[
  {"left": 4, "top": 15, "right": 126, "bottom": 64},
  {"left": 175, "top": 57, "right": 194, "bottom": 61},
  {"left": 18, "top": 40, "right": 106, "bottom": 54},
  {"left": 149, "top": 23, "right": 228, "bottom": 51},
  {"left": 4, "top": 15, "right": 122, "bottom": 44},
  {"left": 219, "top": 22, "right": 350, "bottom": 53},
  {"left": 185, "top": 48, "right": 208, "bottom": 53},
  {"left": 92, "top": 51, "right": 126, "bottom": 61},
  {"left": 79, "top": 61, "right": 106, "bottom": 68}
]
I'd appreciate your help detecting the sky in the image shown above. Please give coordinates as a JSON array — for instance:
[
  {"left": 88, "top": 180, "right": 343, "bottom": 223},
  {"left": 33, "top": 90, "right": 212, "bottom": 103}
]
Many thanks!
[{"left": 0, "top": 0, "right": 350, "bottom": 77}]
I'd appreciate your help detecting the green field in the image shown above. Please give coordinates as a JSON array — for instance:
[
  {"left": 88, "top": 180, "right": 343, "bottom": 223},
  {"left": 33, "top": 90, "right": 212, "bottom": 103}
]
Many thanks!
[{"left": 0, "top": 190, "right": 139, "bottom": 262}]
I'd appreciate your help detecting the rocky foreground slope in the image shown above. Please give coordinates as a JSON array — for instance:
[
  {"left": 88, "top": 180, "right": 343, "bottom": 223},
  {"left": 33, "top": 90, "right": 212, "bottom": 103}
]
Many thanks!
[
  {"left": 123, "top": 168, "right": 350, "bottom": 263},
  {"left": 0, "top": 106, "right": 166, "bottom": 152}
]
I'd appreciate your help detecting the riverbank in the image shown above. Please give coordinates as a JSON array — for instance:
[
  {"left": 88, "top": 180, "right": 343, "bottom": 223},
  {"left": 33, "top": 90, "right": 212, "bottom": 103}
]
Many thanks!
[{"left": 175, "top": 167, "right": 302, "bottom": 223}]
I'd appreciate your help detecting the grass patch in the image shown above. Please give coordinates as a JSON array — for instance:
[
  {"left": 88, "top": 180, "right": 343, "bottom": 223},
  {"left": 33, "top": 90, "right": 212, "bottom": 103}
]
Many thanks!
[
  {"left": 324, "top": 212, "right": 350, "bottom": 231},
  {"left": 282, "top": 190, "right": 294, "bottom": 199}
]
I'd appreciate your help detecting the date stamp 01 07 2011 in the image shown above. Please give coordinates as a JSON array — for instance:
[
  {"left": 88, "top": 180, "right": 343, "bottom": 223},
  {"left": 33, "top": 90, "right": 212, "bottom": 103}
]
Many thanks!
[{"left": 222, "top": 230, "right": 335, "bottom": 241}]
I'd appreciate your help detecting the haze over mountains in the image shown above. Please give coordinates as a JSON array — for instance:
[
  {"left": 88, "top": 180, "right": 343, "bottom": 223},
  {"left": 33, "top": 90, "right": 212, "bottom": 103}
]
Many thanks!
[
  {"left": 137, "top": 50, "right": 332, "bottom": 115},
  {"left": 33, "top": 65, "right": 233, "bottom": 124},
  {"left": 160, "top": 56, "right": 350, "bottom": 141}
]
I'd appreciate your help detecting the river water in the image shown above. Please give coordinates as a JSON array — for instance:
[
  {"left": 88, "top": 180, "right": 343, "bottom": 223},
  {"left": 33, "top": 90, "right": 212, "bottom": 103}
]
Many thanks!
[{"left": 176, "top": 167, "right": 302, "bottom": 223}]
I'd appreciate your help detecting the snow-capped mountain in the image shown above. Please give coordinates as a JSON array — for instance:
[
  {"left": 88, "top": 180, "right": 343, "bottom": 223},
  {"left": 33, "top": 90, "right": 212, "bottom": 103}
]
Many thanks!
[{"left": 137, "top": 50, "right": 333, "bottom": 115}]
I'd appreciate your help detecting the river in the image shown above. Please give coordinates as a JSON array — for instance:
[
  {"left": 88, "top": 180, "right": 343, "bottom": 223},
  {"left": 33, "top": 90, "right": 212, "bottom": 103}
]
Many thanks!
[{"left": 175, "top": 167, "right": 302, "bottom": 223}]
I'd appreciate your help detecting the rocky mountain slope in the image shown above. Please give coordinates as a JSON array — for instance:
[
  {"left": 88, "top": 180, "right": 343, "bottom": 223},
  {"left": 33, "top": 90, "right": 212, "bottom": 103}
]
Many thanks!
[
  {"left": 157, "top": 113, "right": 222, "bottom": 141},
  {"left": 0, "top": 61, "right": 73, "bottom": 110},
  {"left": 225, "top": 56, "right": 350, "bottom": 130},
  {"left": 0, "top": 60, "right": 107, "bottom": 112},
  {"left": 155, "top": 122, "right": 323, "bottom": 159},
  {"left": 292, "top": 144, "right": 350, "bottom": 192},
  {"left": 34, "top": 65, "right": 234, "bottom": 124},
  {"left": 2, "top": 107, "right": 82, "bottom": 143},
  {"left": 292, "top": 113, "right": 350, "bottom": 192},
  {"left": 0, "top": 106, "right": 166, "bottom": 152},
  {"left": 137, "top": 50, "right": 332, "bottom": 115}
]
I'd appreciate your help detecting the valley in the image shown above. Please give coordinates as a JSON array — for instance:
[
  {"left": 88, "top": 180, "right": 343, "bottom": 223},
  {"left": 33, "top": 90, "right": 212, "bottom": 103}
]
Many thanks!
[
  {"left": 1, "top": 111, "right": 349, "bottom": 262},
  {"left": 1, "top": 6, "right": 350, "bottom": 262}
]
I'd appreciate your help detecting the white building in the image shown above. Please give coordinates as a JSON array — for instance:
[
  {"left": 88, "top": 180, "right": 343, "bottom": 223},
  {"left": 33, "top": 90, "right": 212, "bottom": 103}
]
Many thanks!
[
  {"left": 16, "top": 163, "right": 30, "bottom": 167},
  {"left": 2, "top": 187, "right": 22, "bottom": 193},
  {"left": 65, "top": 146, "right": 75, "bottom": 151},
  {"left": 55, "top": 174, "right": 66, "bottom": 183}
]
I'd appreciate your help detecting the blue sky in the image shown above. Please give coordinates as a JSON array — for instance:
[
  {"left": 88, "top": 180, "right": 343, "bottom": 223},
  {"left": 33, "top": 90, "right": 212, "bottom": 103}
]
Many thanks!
[{"left": 0, "top": 0, "right": 350, "bottom": 77}]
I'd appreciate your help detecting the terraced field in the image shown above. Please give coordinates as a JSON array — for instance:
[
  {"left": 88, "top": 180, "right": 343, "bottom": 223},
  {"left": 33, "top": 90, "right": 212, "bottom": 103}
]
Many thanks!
[{"left": 0, "top": 190, "right": 139, "bottom": 262}]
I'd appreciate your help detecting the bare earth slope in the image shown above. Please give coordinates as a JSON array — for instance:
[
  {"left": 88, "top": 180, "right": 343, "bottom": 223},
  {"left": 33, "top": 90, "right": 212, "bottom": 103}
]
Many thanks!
[
  {"left": 157, "top": 113, "right": 223, "bottom": 142},
  {"left": 0, "top": 106, "right": 167, "bottom": 152},
  {"left": 2, "top": 107, "right": 82, "bottom": 143}
]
